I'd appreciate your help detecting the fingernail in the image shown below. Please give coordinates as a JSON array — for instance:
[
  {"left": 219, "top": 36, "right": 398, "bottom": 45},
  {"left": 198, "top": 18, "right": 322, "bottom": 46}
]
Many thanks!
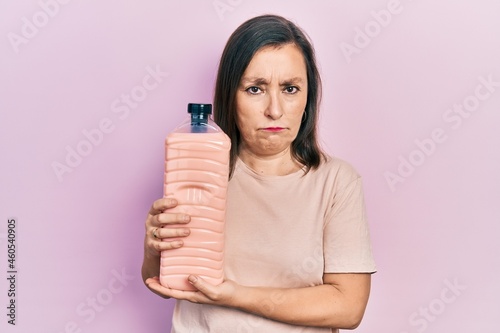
[
  {"left": 183, "top": 215, "right": 190, "bottom": 222},
  {"left": 188, "top": 275, "right": 198, "bottom": 284},
  {"left": 173, "top": 241, "right": 183, "bottom": 248},
  {"left": 183, "top": 228, "right": 190, "bottom": 236}
]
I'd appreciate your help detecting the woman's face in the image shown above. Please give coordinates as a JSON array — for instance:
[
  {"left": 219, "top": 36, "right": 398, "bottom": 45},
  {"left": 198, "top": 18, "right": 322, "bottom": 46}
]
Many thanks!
[{"left": 235, "top": 43, "right": 308, "bottom": 158}]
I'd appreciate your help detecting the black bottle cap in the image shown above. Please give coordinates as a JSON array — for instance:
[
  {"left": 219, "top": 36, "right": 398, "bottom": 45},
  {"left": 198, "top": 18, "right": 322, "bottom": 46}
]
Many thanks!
[{"left": 188, "top": 103, "right": 212, "bottom": 115}]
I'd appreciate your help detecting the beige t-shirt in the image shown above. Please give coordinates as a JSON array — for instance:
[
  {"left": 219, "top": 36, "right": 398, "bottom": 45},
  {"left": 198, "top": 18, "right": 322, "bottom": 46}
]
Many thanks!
[{"left": 171, "top": 156, "right": 376, "bottom": 333}]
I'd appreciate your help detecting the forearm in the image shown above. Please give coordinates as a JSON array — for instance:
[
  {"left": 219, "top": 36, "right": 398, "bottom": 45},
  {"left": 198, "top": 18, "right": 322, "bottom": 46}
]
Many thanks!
[
  {"left": 231, "top": 275, "right": 370, "bottom": 329},
  {"left": 141, "top": 243, "right": 160, "bottom": 283}
]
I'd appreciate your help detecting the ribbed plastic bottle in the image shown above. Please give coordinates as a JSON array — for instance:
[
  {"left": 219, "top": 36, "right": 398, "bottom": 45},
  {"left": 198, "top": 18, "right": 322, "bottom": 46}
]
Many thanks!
[{"left": 160, "top": 103, "right": 231, "bottom": 291}]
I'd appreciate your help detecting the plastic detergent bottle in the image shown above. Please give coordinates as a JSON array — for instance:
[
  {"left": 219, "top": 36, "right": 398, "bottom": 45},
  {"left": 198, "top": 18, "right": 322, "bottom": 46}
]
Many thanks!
[{"left": 160, "top": 103, "right": 231, "bottom": 291}]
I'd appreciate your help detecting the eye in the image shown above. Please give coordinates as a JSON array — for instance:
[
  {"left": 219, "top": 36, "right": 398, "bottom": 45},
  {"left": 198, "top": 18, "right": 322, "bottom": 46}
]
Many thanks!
[
  {"left": 284, "top": 86, "right": 299, "bottom": 94},
  {"left": 246, "top": 86, "right": 262, "bottom": 95}
]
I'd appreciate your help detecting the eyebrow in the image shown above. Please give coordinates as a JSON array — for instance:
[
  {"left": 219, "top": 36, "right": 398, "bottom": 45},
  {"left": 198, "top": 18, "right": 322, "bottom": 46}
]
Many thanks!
[{"left": 240, "top": 76, "right": 305, "bottom": 86}]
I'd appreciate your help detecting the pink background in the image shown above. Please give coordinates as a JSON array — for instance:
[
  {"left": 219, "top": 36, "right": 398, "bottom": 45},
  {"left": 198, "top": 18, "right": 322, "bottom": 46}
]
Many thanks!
[{"left": 1, "top": 0, "right": 500, "bottom": 332}]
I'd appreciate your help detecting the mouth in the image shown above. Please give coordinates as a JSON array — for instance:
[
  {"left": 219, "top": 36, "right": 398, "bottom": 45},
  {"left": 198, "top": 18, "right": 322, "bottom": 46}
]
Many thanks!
[{"left": 262, "top": 127, "right": 285, "bottom": 132}]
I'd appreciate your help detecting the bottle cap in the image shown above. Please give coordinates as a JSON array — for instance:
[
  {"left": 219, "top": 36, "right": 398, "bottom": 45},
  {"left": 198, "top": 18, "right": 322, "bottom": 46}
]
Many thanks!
[{"left": 188, "top": 103, "right": 212, "bottom": 115}]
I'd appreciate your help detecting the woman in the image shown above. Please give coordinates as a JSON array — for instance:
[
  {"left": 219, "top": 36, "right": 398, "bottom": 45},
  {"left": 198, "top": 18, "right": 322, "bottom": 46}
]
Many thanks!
[{"left": 142, "top": 14, "right": 376, "bottom": 332}]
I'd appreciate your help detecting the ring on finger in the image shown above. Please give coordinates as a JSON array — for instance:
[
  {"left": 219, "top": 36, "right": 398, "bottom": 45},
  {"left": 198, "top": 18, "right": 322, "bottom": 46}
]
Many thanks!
[{"left": 152, "top": 228, "right": 159, "bottom": 239}]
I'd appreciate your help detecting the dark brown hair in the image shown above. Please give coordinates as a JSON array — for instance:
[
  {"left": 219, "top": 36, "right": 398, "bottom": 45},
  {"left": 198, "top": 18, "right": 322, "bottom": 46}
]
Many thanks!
[{"left": 213, "top": 14, "right": 325, "bottom": 177}]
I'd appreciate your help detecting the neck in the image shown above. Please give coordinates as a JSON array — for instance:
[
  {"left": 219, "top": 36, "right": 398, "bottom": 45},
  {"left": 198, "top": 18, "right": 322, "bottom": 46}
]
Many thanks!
[{"left": 238, "top": 146, "right": 302, "bottom": 176}]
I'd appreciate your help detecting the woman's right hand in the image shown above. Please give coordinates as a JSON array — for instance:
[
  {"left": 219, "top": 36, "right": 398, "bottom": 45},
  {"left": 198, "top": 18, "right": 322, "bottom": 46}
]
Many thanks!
[{"left": 144, "top": 197, "right": 191, "bottom": 258}]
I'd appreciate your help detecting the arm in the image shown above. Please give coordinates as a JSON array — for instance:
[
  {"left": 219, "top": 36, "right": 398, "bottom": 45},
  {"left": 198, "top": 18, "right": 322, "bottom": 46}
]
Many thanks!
[
  {"left": 233, "top": 272, "right": 371, "bottom": 329},
  {"left": 145, "top": 272, "right": 371, "bottom": 329}
]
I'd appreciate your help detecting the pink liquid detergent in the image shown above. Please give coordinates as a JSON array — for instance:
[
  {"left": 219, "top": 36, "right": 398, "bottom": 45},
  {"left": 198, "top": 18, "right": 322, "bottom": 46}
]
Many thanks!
[{"left": 160, "top": 103, "right": 230, "bottom": 291}]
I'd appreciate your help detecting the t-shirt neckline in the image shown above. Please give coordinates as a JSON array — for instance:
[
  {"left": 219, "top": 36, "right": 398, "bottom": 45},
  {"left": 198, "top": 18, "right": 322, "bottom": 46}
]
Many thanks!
[{"left": 235, "top": 157, "right": 306, "bottom": 181}]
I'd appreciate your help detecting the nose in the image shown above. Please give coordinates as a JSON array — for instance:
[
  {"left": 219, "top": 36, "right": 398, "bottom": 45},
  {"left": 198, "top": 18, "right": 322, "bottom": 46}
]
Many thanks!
[{"left": 264, "top": 91, "right": 283, "bottom": 120}]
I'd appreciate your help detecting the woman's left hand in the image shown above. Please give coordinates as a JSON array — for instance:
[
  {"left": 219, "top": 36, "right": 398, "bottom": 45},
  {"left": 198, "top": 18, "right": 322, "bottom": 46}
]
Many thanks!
[{"left": 145, "top": 276, "right": 240, "bottom": 306}]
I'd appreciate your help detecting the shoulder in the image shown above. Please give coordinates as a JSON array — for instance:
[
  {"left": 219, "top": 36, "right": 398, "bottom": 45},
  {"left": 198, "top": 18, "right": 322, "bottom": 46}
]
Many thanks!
[{"left": 312, "top": 154, "right": 362, "bottom": 187}]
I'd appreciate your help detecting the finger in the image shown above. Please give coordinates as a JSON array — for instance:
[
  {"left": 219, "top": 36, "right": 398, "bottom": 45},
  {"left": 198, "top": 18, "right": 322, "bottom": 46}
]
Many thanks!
[
  {"left": 148, "top": 238, "right": 184, "bottom": 252},
  {"left": 145, "top": 277, "right": 171, "bottom": 299},
  {"left": 156, "top": 212, "right": 191, "bottom": 226},
  {"left": 145, "top": 277, "right": 203, "bottom": 301},
  {"left": 187, "top": 275, "right": 219, "bottom": 301},
  {"left": 146, "top": 228, "right": 188, "bottom": 255},
  {"left": 148, "top": 198, "right": 178, "bottom": 216},
  {"left": 147, "top": 212, "right": 190, "bottom": 230},
  {"left": 153, "top": 226, "right": 190, "bottom": 240}
]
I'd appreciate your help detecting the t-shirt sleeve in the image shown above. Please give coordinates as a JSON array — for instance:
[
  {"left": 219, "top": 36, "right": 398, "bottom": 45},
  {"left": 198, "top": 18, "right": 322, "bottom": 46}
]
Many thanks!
[{"left": 323, "top": 176, "right": 377, "bottom": 273}]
